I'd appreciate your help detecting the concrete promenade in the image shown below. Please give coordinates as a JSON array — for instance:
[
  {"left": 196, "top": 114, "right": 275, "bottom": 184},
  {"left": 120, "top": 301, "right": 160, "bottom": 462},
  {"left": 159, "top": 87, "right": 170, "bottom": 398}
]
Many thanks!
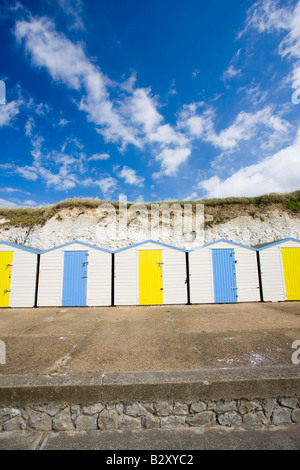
[
  {"left": 0, "top": 302, "right": 299, "bottom": 374},
  {"left": 0, "top": 302, "right": 299, "bottom": 450}
]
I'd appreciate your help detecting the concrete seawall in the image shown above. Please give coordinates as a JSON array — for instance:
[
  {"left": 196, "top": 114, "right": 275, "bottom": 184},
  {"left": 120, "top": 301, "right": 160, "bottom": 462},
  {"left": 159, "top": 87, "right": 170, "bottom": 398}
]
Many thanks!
[{"left": 0, "top": 366, "right": 299, "bottom": 432}]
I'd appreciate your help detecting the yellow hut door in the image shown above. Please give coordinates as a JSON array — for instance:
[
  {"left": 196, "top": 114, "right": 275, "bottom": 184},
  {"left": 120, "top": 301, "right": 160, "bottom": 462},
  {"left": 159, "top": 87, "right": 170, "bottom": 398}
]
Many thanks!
[
  {"left": 281, "top": 248, "right": 300, "bottom": 300},
  {"left": 0, "top": 252, "right": 13, "bottom": 307},
  {"left": 139, "top": 250, "right": 163, "bottom": 305}
]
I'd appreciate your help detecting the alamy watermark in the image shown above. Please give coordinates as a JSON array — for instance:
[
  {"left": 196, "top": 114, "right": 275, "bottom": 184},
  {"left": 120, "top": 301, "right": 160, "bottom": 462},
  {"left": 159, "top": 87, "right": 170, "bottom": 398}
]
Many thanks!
[
  {"left": 291, "top": 340, "right": 300, "bottom": 365},
  {"left": 94, "top": 197, "right": 205, "bottom": 244},
  {"left": 292, "top": 80, "right": 300, "bottom": 104},
  {"left": 0, "top": 80, "right": 6, "bottom": 105},
  {"left": 0, "top": 341, "right": 5, "bottom": 365}
]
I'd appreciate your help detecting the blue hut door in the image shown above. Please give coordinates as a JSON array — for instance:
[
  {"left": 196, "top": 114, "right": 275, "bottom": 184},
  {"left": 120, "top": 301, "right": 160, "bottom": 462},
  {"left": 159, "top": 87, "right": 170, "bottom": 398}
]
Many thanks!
[
  {"left": 212, "top": 249, "right": 237, "bottom": 303},
  {"left": 62, "top": 251, "right": 88, "bottom": 306}
]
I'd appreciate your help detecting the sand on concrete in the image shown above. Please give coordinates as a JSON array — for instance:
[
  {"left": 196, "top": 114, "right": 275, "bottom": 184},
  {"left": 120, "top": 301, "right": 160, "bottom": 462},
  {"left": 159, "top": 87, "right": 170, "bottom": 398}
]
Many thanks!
[{"left": 0, "top": 302, "right": 299, "bottom": 375}]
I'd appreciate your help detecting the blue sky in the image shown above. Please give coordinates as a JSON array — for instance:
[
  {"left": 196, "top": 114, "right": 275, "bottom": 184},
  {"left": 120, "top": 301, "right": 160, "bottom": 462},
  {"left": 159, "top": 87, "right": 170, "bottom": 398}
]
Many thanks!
[{"left": 0, "top": 0, "right": 300, "bottom": 207}]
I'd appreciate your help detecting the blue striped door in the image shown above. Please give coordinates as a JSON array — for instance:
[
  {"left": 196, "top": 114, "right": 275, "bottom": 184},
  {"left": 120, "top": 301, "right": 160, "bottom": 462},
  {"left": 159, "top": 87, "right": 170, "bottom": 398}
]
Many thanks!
[
  {"left": 62, "top": 251, "right": 88, "bottom": 306},
  {"left": 212, "top": 249, "right": 237, "bottom": 303}
]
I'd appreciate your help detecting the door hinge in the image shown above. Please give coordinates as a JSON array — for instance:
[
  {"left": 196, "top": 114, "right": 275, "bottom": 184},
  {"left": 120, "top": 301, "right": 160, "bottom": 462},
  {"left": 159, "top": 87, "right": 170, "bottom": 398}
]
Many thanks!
[
  {"left": 6, "top": 264, "right": 13, "bottom": 267},
  {"left": 4, "top": 290, "right": 10, "bottom": 293}
]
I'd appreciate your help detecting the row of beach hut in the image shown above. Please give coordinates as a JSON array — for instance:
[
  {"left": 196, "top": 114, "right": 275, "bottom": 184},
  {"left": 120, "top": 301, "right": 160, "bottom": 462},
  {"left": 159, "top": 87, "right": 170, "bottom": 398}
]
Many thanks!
[{"left": 0, "top": 238, "right": 299, "bottom": 308}]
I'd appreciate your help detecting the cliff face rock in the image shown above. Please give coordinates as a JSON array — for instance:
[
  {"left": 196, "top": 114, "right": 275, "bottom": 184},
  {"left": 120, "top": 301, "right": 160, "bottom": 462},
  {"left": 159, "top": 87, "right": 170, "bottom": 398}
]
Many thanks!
[
  {"left": 0, "top": 201, "right": 299, "bottom": 250},
  {"left": 204, "top": 211, "right": 300, "bottom": 247}
]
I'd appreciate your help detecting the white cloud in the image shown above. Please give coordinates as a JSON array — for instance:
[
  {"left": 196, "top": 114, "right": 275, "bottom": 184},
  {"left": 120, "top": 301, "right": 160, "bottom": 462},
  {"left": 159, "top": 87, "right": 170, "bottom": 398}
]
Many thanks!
[
  {"left": 15, "top": 17, "right": 107, "bottom": 96},
  {"left": 177, "top": 102, "right": 213, "bottom": 139},
  {"left": 240, "top": 1, "right": 300, "bottom": 82},
  {"left": 88, "top": 153, "right": 110, "bottom": 161},
  {"left": 3, "top": 131, "right": 88, "bottom": 191},
  {"left": 23, "top": 199, "right": 38, "bottom": 206},
  {"left": 38, "top": 165, "right": 77, "bottom": 190},
  {"left": 239, "top": 0, "right": 292, "bottom": 36},
  {"left": 208, "top": 107, "right": 291, "bottom": 150},
  {"left": 117, "top": 166, "right": 144, "bottom": 186},
  {"left": 167, "top": 79, "right": 177, "bottom": 96},
  {"left": 14, "top": 7, "right": 294, "bottom": 186},
  {"left": 221, "top": 65, "right": 242, "bottom": 82},
  {"left": 0, "top": 155, "right": 79, "bottom": 190},
  {"left": 278, "top": 2, "right": 300, "bottom": 81},
  {"left": 0, "top": 187, "right": 28, "bottom": 193},
  {"left": 237, "top": 81, "right": 267, "bottom": 106},
  {"left": 149, "top": 123, "right": 189, "bottom": 147},
  {"left": 178, "top": 103, "right": 291, "bottom": 151},
  {"left": 97, "top": 177, "right": 118, "bottom": 197},
  {"left": 80, "top": 174, "right": 119, "bottom": 197},
  {"left": 0, "top": 198, "right": 18, "bottom": 207},
  {"left": 61, "top": 137, "right": 83, "bottom": 152},
  {"left": 1, "top": 104, "right": 118, "bottom": 194},
  {"left": 183, "top": 191, "right": 198, "bottom": 201},
  {"left": 198, "top": 127, "right": 300, "bottom": 197},
  {"left": 0, "top": 99, "right": 22, "bottom": 127},
  {"left": 154, "top": 147, "right": 191, "bottom": 178},
  {"left": 82, "top": 95, "right": 141, "bottom": 149},
  {"left": 56, "top": 0, "right": 85, "bottom": 31},
  {"left": 16, "top": 166, "right": 39, "bottom": 181},
  {"left": 14, "top": 17, "right": 139, "bottom": 148},
  {"left": 35, "top": 102, "right": 52, "bottom": 116},
  {"left": 57, "top": 118, "right": 70, "bottom": 127},
  {"left": 14, "top": 15, "right": 193, "bottom": 177},
  {"left": 123, "top": 88, "right": 163, "bottom": 134},
  {"left": 25, "top": 116, "right": 35, "bottom": 136}
]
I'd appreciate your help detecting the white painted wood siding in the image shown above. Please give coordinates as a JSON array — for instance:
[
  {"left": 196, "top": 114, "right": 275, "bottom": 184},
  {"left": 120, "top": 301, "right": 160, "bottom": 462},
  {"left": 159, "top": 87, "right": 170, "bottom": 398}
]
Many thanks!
[
  {"left": 189, "top": 248, "right": 214, "bottom": 303},
  {"left": 37, "top": 243, "right": 112, "bottom": 306},
  {"left": 37, "top": 249, "right": 63, "bottom": 306},
  {"left": 86, "top": 250, "right": 111, "bottom": 306},
  {"left": 189, "top": 241, "right": 260, "bottom": 303},
  {"left": 114, "top": 248, "right": 138, "bottom": 305},
  {"left": 162, "top": 248, "right": 187, "bottom": 305},
  {"left": 114, "top": 242, "right": 187, "bottom": 305},
  {"left": 259, "top": 240, "right": 300, "bottom": 302},
  {"left": 234, "top": 247, "right": 260, "bottom": 303},
  {"left": 0, "top": 245, "right": 38, "bottom": 308}
]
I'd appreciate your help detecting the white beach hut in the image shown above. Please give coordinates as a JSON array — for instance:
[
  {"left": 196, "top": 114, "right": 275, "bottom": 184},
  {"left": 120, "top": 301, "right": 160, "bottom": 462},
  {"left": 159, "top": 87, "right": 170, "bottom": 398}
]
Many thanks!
[
  {"left": 188, "top": 239, "right": 261, "bottom": 304},
  {"left": 257, "top": 238, "right": 300, "bottom": 302},
  {"left": 37, "top": 241, "right": 112, "bottom": 307},
  {"left": 0, "top": 241, "right": 40, "bottom": 308},
  {"left": 113, "top": 240, "right": 188, "bottom": 306}
]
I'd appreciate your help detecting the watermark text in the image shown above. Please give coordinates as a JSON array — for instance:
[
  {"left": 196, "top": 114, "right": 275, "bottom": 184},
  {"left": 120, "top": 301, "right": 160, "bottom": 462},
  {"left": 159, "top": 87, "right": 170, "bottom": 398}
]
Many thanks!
[
  {"left": 0, "top": 80, "right": 6, "bottom": 105},
  {"left": 292, "top": 80, "right": 300, "bottom": 105},
  {"left": 0, "top": 341, "right": 6, "bottom": 365},
  {"left": 291, "top": 340, "right": 300, "bottom": 365},
  {"left": 95, "top": 197, "right": 205, "bottom": 245}
]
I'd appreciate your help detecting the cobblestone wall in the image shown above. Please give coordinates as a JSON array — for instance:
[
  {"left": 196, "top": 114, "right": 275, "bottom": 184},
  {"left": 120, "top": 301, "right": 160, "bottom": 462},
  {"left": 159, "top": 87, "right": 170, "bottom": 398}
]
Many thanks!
[{"left": 1, "top": 397, "right": 300, "bottom": 432}]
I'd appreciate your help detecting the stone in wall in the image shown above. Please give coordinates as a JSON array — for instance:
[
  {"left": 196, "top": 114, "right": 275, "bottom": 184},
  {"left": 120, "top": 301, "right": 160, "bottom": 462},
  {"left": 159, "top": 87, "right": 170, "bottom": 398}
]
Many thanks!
[{"left": 0, "top": 396, "right": 299, "bottom": 432}]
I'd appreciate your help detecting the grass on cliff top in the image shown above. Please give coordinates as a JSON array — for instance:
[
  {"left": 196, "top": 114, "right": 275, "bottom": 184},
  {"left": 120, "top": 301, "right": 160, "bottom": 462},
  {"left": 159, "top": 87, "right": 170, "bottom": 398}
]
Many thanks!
[{"left": 0, "top": 190, "right": 300, "bottom": 228}]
